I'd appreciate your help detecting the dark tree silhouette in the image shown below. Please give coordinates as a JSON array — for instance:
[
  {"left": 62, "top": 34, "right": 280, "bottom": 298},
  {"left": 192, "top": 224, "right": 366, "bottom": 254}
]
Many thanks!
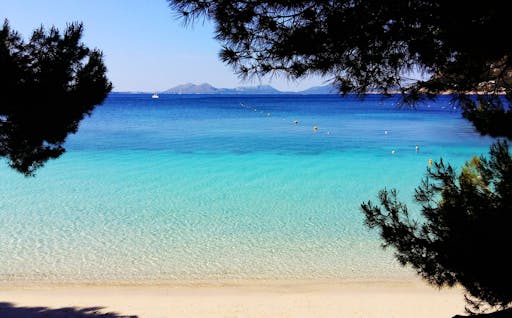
[
  {"left": 0, "top": 302, "right": 137, "bottom": 317},
  {"left": 0, "top": 20, "right": 111, "bottom": 176},
  {"left": 362, "top": 141, "right": 512, "bottom": 313},
  {"left": 168, "top": 1, "right": 512, "bottom": 314},
  {"left": 168, "top": 0, "right": 512, "bottom": 138}
]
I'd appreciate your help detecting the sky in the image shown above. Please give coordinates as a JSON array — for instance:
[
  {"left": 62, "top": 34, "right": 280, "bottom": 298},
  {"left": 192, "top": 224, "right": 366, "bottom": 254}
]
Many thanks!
[{"left": 0, "top": 0, "right": 328, "bottom": 92}]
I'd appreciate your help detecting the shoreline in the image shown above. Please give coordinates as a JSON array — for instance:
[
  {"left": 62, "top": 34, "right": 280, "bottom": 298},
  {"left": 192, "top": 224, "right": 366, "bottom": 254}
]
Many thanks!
[
  {"left": 0, "top": 276, "right": 418, "bottom": 288},
  {"left": 0, "top": 279, "right": 466, "bottom": 317}
]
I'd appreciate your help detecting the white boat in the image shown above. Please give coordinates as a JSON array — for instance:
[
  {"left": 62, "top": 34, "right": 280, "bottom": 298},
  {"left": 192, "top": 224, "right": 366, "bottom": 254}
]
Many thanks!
[{"left": 151, "top": 92, "right": 159, "bottom": 99}]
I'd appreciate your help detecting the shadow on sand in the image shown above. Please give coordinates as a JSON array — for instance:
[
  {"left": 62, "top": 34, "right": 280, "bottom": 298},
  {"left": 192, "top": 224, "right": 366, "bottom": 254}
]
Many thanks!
[
  {"left": 454, "top": 308, "right": 512, "bottom": 318},
  {"left": 0, "top": 302, "right": 137, "bottom": 318}
]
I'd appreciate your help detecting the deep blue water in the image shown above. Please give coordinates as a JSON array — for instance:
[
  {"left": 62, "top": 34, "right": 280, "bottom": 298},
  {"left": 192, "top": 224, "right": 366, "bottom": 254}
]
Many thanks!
[{"left": 0, "top": 94, "right": 494, "bottom": 284}]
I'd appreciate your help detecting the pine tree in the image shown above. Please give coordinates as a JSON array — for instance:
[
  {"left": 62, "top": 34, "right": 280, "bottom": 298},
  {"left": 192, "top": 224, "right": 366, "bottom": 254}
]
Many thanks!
[{"left": 0, "top": 20, "right": 112, "bottom": 175}]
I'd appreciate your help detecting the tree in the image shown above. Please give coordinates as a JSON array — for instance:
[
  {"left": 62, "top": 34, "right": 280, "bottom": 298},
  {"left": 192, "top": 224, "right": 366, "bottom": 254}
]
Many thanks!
[
  {"left": 0, "top": 20, "right": 112, "bottom": 176},
  {"left": 169, "top": 0, "right": 511, "bottom": 138},
  {"left": 362, "top": 141, "right": 512, "bottom": 313},
  {"left": 168, "top": 1, "right": 512, "bottom": 314}
]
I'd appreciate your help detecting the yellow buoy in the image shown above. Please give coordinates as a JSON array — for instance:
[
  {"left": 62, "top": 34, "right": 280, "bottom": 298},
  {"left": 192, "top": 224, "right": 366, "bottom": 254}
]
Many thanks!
[
  {"left": 428, "top": 159, "right": 433, "bottom": 165},
  {"left": 313, "top": 126, "right": 318, "bottom": 132}
]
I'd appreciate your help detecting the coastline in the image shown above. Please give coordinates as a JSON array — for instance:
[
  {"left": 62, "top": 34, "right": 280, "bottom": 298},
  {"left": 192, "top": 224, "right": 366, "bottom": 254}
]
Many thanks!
[{"left": 0, "top": 279, "right": 465, "bottom": 317}]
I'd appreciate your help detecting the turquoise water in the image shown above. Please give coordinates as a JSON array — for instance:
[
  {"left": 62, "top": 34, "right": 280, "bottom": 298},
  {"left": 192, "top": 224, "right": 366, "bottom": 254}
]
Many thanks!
[{"left": 0, "top": 94, "right": 494, "bottom": 284}]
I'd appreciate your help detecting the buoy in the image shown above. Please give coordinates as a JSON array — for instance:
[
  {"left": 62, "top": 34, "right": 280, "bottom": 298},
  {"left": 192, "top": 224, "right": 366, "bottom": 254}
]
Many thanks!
[
  {"left": 294, "top": 120, "right": 299, "bottom": 125},
  {"left": 391, "top": 149, "right": 396, "bottom": 155},
  {"left": 384, "top": 130, "right": 388, "bottom": 135},
  {"left": 428, "top": 159, "right": 433, "bottom": 165},
  {"left": 415, "top": 145, "right": 419, "bottom": 152},
  {"left": 313, "top": 126, "right": 318, "bottom": 132}
]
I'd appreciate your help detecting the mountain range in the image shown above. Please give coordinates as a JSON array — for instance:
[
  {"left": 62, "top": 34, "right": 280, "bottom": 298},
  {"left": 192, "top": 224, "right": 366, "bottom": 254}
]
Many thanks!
[{"left": 152, "top": 82, "right": 338, "bottom": 95}]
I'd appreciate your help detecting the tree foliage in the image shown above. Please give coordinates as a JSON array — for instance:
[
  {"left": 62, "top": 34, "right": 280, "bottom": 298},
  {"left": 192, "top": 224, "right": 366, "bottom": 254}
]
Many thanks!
[
  {"left": 0, "top": 20, "right": 111, "bottom": 176},
  {"left": 361, "top": 141, "right": 512, "bottom": 313},
  {"left": 169, "top": 0, "right": 512, "bottom": 138}
]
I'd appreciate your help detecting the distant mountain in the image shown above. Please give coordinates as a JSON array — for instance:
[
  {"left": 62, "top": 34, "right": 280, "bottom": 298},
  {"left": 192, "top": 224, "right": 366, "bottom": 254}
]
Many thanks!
[
  {"left": 297, "top": 84, "right": 338, "bottom": 94},
  {"left": 163, "top": 83, "right": 219, "bottom": 94},
  {"left": 147, "top": 83, "right": 339, "bottom": 95},
  {"left": 226, "top": 84, "right": 283, "bottom": 94},
  {"left": 162, "top": 83, "right": 284, "bottom": 94}
]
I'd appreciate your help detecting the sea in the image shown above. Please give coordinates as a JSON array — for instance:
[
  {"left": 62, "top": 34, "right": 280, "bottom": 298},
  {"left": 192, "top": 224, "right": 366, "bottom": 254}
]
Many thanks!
[{"left": 0, "top": 94, "right": 494, "bottom": 284}]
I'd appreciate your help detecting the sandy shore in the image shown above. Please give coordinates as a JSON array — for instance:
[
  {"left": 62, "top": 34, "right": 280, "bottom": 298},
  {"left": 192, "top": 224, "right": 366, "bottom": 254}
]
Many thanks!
[{"left": 0, "top": 280, "right": 465, "bottom": 318}]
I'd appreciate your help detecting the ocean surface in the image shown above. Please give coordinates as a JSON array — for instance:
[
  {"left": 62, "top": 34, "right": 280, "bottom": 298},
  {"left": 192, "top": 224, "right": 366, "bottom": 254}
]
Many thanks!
[{"left": 0, "top": 94, "right": 494, "bottom": 284}]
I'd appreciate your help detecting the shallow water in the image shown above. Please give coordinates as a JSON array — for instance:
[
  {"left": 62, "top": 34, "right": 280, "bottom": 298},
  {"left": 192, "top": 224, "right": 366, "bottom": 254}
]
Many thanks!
[{"left": 0, "top": 94, "right": 493, "bottom": 284}]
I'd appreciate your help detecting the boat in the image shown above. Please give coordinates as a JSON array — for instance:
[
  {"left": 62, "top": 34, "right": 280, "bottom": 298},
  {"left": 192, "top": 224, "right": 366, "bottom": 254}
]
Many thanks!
[{"left": 151, "top": 92, "right": 159, "bottom": 99}]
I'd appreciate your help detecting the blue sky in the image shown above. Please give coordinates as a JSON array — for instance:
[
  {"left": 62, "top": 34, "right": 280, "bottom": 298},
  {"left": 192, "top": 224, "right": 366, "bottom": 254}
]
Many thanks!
[{"left": 0, "top": 0, "right": 327, "bottom": 92}]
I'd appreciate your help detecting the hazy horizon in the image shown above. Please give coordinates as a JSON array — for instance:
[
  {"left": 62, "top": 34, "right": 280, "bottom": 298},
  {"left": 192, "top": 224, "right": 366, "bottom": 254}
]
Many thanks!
[{"left": 111, "top": 82, "right": 335, "bottom": 93}]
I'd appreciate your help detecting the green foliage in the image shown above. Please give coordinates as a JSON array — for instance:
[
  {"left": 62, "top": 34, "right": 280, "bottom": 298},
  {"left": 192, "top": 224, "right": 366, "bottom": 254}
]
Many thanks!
[
  {"left": 361, "top": 141, "right": 512, "bottom": 313},
  {"left": 169, "top": 0, "right": 512, "bottom": 138},
  {"left": 0, "top": 20, "right": 112, "bottom": 176}
]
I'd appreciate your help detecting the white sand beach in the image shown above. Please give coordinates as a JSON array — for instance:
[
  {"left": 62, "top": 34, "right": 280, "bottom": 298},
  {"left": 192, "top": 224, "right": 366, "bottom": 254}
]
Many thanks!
[{"left": 0, "top": 280, "right": 465, "bottom": 317}]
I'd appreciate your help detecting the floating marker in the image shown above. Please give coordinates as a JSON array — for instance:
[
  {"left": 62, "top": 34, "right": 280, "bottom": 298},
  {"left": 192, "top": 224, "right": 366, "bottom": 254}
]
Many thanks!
[
  {"left": 415, "top": 145, "right": 419, "bottom": 152},
  {"left": 391, "top": 149, "right": 396, "bottom": 155},
  {"left": 313, "top": 126, "right": 318, "bottom": 132},
  {"left": 294, "top": 120, "right": 299, "bottom": 125},
  {"left": 384, "top": 130, "right": 388, "bottom": 135},
  {"left": 428, "top": 159, "right": 433, "bottom": 165}
]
